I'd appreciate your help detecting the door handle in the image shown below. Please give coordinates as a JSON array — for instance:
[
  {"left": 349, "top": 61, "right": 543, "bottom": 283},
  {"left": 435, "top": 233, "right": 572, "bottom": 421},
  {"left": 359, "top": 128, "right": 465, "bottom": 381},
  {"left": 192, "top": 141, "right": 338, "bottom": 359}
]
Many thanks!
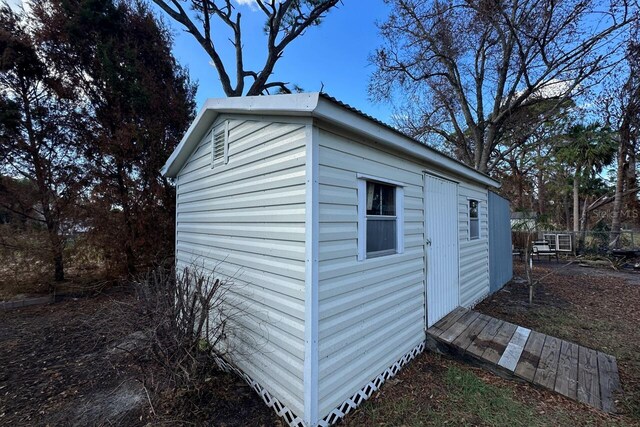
[{"left": 426, "top": 238, "right": 432, "bottom": 246}]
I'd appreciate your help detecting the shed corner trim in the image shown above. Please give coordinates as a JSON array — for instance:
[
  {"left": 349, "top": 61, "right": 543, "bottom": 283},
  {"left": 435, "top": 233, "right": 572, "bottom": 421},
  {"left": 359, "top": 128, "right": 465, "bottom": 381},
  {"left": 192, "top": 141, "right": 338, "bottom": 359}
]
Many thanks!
[{"left": 303, "top": 123, "right": 320, "bottom": 425}]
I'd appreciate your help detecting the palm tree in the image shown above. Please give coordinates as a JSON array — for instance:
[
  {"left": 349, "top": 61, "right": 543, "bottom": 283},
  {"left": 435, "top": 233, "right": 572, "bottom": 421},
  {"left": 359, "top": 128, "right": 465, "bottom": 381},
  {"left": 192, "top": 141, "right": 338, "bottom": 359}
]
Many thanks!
[{"left": 556, "top": 123, "right": 617, "bottom": 233}]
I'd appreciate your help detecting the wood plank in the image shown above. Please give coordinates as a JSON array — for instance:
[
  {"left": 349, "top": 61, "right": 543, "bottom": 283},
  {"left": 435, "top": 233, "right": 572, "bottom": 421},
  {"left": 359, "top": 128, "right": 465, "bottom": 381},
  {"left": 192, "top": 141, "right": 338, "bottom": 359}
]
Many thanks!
[
  {"left": 432, "top": 306, "right": 468, "bottom": 330},
  {"left": 554, "top": 340, "right": 579, "bottom": 400},
  {"left": 514, "top": 331, "right": 546, "bottom": 382},
  {"left": 466, "top": 317, "right": 503, "bottom": 358},
  {"left": 577, "top": 347, "right": 602, "bottom": 409},
  {"left": 533, "top": 336, "right": 562, "bottom": 390},
  {"left": 452, "top": 313, "right": 490, "bottom": 350},
  {"left": 429, "top": 307, "right": 468, "bottom": 337},
  {"left": 577, "top": 346, "right": 601, "bottom": 409},
  {"left": 482, "top": 321, "right": 518, "bottom": 364},
  {"left": 428, "top": 307, "right": 621, "bottom": 414},
  {"left": 439, "top": 311, "right": 480, "bottom": 343},
  {"left": 597, "top": 351, "right": 621, "bottom": 413},
  {"left": 498, "top": 326, "right": 531, "bottom": 371}
]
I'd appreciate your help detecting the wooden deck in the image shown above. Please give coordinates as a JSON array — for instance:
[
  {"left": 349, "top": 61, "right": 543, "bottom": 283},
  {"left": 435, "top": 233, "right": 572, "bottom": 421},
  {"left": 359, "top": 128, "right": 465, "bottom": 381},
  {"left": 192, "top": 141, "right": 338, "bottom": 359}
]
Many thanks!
[{"left": 427, "top": 307, "right": 622, "bottom": 413}]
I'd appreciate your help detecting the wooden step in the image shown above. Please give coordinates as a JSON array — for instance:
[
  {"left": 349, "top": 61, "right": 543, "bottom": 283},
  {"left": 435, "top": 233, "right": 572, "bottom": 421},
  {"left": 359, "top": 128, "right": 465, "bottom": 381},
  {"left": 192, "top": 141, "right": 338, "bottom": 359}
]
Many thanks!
[{"left": 427, "top": 307, "right": 622, "bottom": 413}]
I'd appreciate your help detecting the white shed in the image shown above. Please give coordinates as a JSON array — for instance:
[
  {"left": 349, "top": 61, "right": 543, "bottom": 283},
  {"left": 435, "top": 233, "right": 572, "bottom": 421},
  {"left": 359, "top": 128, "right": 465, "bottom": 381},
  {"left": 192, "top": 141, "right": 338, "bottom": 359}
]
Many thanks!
[{"left": 162, "top": 93, "right": 500, "bottom": 427}]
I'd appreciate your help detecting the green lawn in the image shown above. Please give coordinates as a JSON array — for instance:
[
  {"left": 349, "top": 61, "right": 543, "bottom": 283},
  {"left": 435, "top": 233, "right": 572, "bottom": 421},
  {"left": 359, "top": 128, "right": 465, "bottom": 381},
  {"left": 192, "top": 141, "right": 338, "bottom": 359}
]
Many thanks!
[{"left": 345, "top": 352, "right": 621, "bottom": 427}]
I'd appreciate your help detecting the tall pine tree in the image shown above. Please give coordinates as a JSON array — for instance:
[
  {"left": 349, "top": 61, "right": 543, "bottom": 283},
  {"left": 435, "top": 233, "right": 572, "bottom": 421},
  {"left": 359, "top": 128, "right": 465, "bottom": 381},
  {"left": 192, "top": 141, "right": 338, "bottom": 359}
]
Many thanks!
[
  {"left": 34, "top": 0, "right": 196, "bottom": 275},
  {"left": 0, "top": 5, "right": 86, "bottom": 281}
]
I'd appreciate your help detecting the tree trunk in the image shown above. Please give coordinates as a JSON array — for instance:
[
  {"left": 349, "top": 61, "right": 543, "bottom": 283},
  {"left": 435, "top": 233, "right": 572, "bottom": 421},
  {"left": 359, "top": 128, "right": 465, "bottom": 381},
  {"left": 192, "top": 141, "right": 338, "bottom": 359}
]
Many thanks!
[
  {"left": 580, "top": 196, "right": 590, "bottom": 233},
  {"left": 116, "top": 162, "right": 137, "bottom": 276},
  {"left": 52, "top": 238, "right": 65, "bottom": 282},
  {"left": 565, "top": 192, "right": 571, "bottom": 229},
  {"left": 517, "top": 172, "right": 524, "bottom": 210},
  {"left": 41, "top": 201, "right": 65, "bottom": 281},
  {"left": 43, "top": 213, "right": 65, "bottom": 282},
  {"left": 578, "top": 195, "right": 589, "bottom": 253},
  {"left": 573, "top": 170, "right": 580, "bottom": 232},
  {"left": 627, "top": 148, "right": 637, "bottom": 190},
  {"left": 537, "top": 167, "right": 545, "bottom": 215},
  {"left": 626, "top": 141, "right": 638, "bottom": 217},
  {"left": 610, "top": 140, "right": 627, "bottom": 248},
  {"left": 20, "top": 82, "right": 65, "bottom": 282}
]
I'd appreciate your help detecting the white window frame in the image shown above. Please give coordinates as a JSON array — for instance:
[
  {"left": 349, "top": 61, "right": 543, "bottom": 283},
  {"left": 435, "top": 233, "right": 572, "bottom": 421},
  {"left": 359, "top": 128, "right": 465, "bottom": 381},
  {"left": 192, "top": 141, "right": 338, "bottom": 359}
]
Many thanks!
[
  {"left": 468, "top": 198, "right": 480, "bottom": 240},
  {"left": 543, "top": 233, "right": 572, "bottom": 252},
  {"left": 211, "top": 120, "right": 229, "bottom": 168},
  {"left": 357, "top": 174, "right": 404, "bottom": 261}
]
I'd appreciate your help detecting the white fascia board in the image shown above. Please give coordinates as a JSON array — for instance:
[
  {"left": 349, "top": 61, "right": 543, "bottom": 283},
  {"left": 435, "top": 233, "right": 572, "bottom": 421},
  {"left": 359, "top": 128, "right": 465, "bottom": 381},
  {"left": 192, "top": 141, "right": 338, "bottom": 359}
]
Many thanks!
[
  {"left": 312, "top": 98, "right": 500, "bottom": 189},
  {"left": 161, "top": 93, "right": 321, "bottom": 178},
  {"left": 162, "top": 106, "right": 218, "bottom": 178}
]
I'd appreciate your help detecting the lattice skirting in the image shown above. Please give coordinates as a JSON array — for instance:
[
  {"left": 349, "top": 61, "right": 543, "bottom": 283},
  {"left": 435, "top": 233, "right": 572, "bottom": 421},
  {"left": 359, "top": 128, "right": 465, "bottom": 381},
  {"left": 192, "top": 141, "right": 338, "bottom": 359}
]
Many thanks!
[
  {"left": 318, "top": 341, "right": 425, "bottom": 426},
  {"left": 213, "top": 340, "right": 425, "bottom": 427},
  {"left": 212, "top": 355, "right": 306, "bottom": 426}
]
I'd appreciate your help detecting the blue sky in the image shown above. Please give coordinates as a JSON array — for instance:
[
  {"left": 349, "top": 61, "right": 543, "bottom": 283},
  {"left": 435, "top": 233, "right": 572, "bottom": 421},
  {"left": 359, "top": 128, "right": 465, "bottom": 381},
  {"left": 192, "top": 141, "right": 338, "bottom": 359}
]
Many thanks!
[
  {"left": 162, "top": 1, "right": 394, "bottom": 122},
  {"left": 6, "top": 0, "right": 394, "bottom": 120}
]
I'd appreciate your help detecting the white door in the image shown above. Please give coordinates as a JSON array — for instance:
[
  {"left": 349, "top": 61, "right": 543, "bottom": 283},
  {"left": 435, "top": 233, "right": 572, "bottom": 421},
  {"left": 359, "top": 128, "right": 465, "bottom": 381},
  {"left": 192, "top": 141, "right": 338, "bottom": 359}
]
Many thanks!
[{"left": 425, "top": 174, "right": 459, "bottom": 327}]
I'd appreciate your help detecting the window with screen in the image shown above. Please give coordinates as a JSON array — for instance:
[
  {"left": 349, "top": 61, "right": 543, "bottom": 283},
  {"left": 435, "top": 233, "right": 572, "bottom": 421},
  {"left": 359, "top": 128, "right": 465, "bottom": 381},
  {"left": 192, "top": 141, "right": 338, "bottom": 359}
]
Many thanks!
[
  {"left": 365, "top": 181, "right": 397, "bottom": 257},
  {"left": 469, "top": 199, "right": 479, "bottom": 240}
]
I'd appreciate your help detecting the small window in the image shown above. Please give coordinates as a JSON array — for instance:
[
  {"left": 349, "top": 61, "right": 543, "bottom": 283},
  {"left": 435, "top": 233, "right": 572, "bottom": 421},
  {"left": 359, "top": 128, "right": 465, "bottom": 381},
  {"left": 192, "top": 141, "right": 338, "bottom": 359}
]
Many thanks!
[
  {"left": 358, "top": 178, "right": 404, "bottom": 260},
  {"left": 211, "top": 121, "right": 229, "bottom": 167},
  {"left": 366, "top": 181, "right": 397, "bottom": 256},
  {"left": 469, "top": 199, "right": 479, "bottom": 240}
]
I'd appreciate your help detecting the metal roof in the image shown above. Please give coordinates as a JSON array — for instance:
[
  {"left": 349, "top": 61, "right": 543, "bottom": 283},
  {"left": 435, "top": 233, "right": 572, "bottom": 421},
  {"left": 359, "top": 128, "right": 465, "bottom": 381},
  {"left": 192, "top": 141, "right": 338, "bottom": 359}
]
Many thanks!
[
  {"left": 161, "top": 92, "right": 500, "bottom": 188},
  {"left": 317, "top": 93, "right": 498, "bottom": 184}
]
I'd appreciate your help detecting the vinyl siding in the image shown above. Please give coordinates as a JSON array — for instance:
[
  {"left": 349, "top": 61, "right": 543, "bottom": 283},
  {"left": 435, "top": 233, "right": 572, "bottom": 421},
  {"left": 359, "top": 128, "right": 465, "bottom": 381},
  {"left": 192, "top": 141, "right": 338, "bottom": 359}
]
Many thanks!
[
  {"left": 458, "top": 182, "right": 490, "bottom": 307},
  {"left": 316, "top": 128, "right": 426, "bottom": 419},
  {"left": 175, "top": 117, "right": 309, "bottom": 418}
]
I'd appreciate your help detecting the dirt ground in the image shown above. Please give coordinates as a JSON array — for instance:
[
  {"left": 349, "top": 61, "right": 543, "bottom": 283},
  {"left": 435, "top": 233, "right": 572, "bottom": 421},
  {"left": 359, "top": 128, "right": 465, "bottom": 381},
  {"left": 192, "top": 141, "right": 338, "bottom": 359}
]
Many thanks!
[
  {"left": 0, "top": 290, "right": 278, "bottom": 426},
  {"left": 2, "top": 261, "right": 639, "bottom": 426}
]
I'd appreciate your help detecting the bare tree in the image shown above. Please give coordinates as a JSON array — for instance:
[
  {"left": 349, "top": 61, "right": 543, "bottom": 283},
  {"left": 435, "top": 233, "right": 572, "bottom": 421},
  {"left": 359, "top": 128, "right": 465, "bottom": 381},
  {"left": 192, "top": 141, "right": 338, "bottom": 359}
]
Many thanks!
[
  {"left": 371, "top": 0, "right": 637, "bottom": 174},
  {"left": 601, "top": 39, "right": 640, "bottom": 247},
  {"left": 493, "top": 99, "right": 574, "bottom": 214},
  {"left": 152, "top": 0, "right": 340, "bottom": 96}
]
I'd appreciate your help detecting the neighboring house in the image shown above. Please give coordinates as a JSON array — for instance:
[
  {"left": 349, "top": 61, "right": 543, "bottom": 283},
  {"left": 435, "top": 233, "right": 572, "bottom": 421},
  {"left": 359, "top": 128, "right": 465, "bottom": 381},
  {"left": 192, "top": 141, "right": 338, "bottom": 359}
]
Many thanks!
[
  {"left": 510, "top": 210, "right": 537, "bottom": 230},
  {"left": 162, "top": 93, "right": 510, "bottom": 427}
]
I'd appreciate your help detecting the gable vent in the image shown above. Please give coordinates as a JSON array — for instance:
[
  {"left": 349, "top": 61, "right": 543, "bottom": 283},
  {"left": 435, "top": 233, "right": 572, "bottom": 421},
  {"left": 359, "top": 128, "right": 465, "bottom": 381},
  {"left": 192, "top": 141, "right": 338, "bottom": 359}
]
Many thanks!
[
  {"left": 213, "top": 129, "right": 225, "bottom": 160},
  {"left": 211, "top": 120, "right": 229, "bottom": 167}
]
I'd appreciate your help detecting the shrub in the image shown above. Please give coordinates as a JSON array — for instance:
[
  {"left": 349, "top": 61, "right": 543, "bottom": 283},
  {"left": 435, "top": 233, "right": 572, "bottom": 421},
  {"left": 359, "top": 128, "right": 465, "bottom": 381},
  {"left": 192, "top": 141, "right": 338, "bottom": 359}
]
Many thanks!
[{"left": 119, "top": 263, "right": 235, "bottom": 394}]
